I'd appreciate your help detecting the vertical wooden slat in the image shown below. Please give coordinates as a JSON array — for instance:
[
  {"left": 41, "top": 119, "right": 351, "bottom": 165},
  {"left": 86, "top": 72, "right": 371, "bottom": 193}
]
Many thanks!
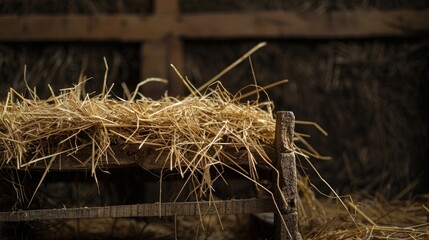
[
  {"left": 167, "top": 37, "right": 185, "bottom": 97},
  {"left": 140, "top": 0, "right": 185, "bottom": 98},
  {"left": 140, "top": 41, "right": 168, "bottom": 99},
  {"left": 274, "top": 111, "right": 301, "bottom": 240},
  {"left": 154, "top": 0, "right": 180, "bottom": 15}
]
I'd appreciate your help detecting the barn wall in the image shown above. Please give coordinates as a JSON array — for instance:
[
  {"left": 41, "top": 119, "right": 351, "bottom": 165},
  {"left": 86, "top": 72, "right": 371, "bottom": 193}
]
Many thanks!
[
  {"left": 0, "top": 0, "right": 428, "bottom": 199},
  {"left": 184, "top": 39, "right": 429, "bottom": 196}
]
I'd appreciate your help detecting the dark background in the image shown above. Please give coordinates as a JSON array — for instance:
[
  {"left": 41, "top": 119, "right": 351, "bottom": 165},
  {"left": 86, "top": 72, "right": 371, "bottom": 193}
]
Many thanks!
[{"left": 0, "top": 0, "right": 428, "bottom": 215}]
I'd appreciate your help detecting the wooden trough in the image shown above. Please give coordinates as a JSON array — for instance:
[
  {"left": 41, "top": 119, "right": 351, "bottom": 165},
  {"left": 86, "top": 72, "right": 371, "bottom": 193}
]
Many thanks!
[{"left": 0, "top": 111, "right": 300, "bottom": 240}]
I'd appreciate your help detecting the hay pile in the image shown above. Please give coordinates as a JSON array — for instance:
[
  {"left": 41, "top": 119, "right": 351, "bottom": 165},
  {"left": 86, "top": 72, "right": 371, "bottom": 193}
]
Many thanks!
[
  {"left": 1, "top": 44, "right": 427, "bottom": 239},
  {"left": 3, "top": 82, "right": 426, "bottom": 240},
  {"left": 301, "top": 197, "right": 429, "bottom": 239},
  {"left": 0, "top": 75, "right": 289, "bottom": 206}
]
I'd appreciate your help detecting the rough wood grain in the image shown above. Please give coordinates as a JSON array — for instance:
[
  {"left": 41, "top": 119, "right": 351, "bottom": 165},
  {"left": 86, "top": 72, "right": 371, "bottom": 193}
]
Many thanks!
[
  {"left": 0, "top": 198, "right": 274, "bottom": 221},
  {"left": 274, "top": 111, "right": 301, "bottom": 240},
  {"left": 0, "top": 10, "right": 427, "bottom": 41},
  {"left": 3, "top": 144, "right": 275, "bottom": 171}
]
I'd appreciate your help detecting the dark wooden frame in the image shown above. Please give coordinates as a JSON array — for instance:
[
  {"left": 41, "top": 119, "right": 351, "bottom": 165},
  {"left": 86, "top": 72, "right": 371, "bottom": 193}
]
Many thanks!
[
  {"left": 0, "top": 111, "right": 300, "bottom": 239},
  {"left": 1, "top": 0, "right": 427, "bottom": 98}
]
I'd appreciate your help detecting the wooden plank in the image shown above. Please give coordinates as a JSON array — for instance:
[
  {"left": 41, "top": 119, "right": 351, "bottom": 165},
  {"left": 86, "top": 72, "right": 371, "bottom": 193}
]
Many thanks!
[
  {"left": 0, "top": 10, "right": 428, "bottom": 41},
  {"left": 179, "top": 10, "right": 429, "bottom": 39},
  {"left": 143, "top": 0, "right": 184, "bottom": 98},
  {"left": 0, "top": 198, "right": 275, "bottom": 221},
  {"left": 140, "top": 41, "right": 169, "bottom": 99},
  {"left": 4, "top": 144, "right": 275, "bottom": 171},
  {"left": 0, "top": 15, "right": 176, "bottom": 41},
  {"left": 167, "top": 37, "right": 185, "bottom": 97},
  {"left": 274, "top": 111, "right": 301, "bottom": 240},
  {"left": 154, "top": 0, "right": 179, "bottom": 15},
  {"left": 140, "top": 38, "right": 185, "bottom": 98}
]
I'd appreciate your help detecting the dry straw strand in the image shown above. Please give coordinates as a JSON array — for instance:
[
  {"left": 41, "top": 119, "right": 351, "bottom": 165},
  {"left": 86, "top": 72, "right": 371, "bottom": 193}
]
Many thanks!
[{"left": 1, "top": 42, "right": 426, "bottom": 239}]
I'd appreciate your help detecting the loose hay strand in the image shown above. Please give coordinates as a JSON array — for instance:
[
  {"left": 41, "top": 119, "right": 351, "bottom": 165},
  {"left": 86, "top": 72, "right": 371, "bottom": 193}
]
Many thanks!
[
  {"left": 0, "top": 73, "right": 282, "bottom": 202},
  {"left": 1, "top": 43, "right": 426, "bottom": 239},
  {"left": 196, "top": 41, "right": 267, "bottom": 93}
]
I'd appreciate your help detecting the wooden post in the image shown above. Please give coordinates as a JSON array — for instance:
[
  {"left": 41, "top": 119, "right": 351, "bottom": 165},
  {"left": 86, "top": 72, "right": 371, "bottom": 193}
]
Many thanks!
[
  {"left": 140, "top": 0, "right": 184, "bottom": 99},
  {"left": 154, "top": 0, "right": 180, "bottom": 15},
  {"left": 167, "top": 37, "right": 185, "bottom": 97},
  {"left": 140, "top": 41, "right": 169, "bottom": 99},
  {"left": 274, "top": 111, "right": 301, "bottom": 240}
]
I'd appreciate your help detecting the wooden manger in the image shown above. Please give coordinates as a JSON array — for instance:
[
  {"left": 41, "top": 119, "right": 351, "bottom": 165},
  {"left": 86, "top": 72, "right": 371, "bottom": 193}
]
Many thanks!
[{"left": 0, "top": 111, "right": 300, "bottom": 240}]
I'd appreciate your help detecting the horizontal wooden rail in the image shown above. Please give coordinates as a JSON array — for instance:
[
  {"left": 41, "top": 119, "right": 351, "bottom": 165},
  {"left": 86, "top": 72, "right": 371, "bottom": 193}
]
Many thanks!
[
  {"left": 0, "top": 10, "right": 428, "bottom": 41},
  {"left": 2, "top": 144, "right": 275, "bottom": 171},
  {"left": 0, "top": 198, "right": 275, "bottom": 221}
]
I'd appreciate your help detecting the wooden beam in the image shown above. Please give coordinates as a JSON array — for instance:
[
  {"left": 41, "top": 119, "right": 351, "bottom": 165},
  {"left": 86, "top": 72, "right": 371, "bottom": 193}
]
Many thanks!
[
  {"left": 155, "top": 0, "right": 185, "bottom": 97},
  {"left": 167, "top": 37, "right": 185, "bottom": 97},
  {"left": 0, "top": 198, "right": 275, "bottom": 221},
  {"left": 180, "top": 10, "right": 429, "bottom": 39},
  {"left": 0, "top": 14, "right": 175, "bottom": 41},
  {"left": 274, "top": 111, "right": 300, "bottom": 240},
  {"left": 3, "top": 144, "right": 275, "bottom": 171},
  {"left": 0, "top": 10, "right": 427, "bottom": 41},
  {"left": 154, "top": 0, "right": 179, "bottom": 15},
  {"left": 140, "top": 38, "right": 185, "bottom": 98},
  {"left": 140, "top": 41, "right": 169, "bottom": 99}
]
